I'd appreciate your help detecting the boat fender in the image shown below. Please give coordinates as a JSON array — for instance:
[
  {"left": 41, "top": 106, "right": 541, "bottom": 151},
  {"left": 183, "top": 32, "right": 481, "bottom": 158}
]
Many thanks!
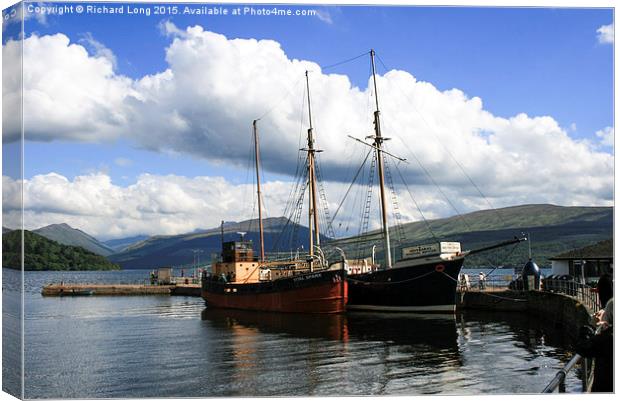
[{"left": 435, "top": 264, "right": 445, "bottom": 272}]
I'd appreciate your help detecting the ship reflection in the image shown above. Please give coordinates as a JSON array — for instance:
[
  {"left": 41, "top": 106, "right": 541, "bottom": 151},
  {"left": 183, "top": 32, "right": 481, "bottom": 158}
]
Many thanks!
[
  {"left": 345, "top": 311, "right": 459, "bottom": 349},
  {"left": 201, "top": 308, "right": 463, "bottom": 394},
  {"left": 201, "top": 308, "right": 459, "bottom": 346},
  {"left": 201, "top": 308, "right": 350, "bottom": 341}
]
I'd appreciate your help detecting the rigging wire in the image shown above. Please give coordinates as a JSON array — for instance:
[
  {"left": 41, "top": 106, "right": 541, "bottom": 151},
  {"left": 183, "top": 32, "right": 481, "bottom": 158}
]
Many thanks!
[
  {"left": 372, "top": 52, "right": 522, "bottom": 268},
  {"left": 482, "top": 241, "right": 522, "bottom": 277},
  {"left": 320, "top": 50, "right": 370, "bottom": 71},
  {"left": 397, "top": 136, "right": 473, "bottom": 233},
  {"left": 398, "top": 136, "right": 508, "bottom": 269},
  {"left": 256, "top": 75, "right": 305, "bottom": 121},
  {"left": 314, "top": 153, "right": 336, "bottom": 239},
  {"left": 326, "top": 149, "right": 373, "bottom": 235},
  {"left": 241, "top": 124, "right": 257, "bottom": 226},
  {"left": 382, "top": 151, "right": 406, "bottom": 245},
  {"left": 355, "top": 150, "right": 377, "bottom": 260},
  {"left": 392, "top": 161, "right": 439, "bottom": 242},
  {"left": 269, "top": 81, "right": 309, "bottom": 252},
  {"left": 374, "top": 52, "right": 509, "bottom": 229}
]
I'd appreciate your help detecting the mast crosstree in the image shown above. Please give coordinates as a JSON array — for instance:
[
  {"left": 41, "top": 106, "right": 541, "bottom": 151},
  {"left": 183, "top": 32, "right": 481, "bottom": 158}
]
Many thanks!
[
  {"left": 345, "top": 50, "right": 408, "bottom": 269},
  {"left": 302, "top": 71, "right": 323, "bottom": 269}
]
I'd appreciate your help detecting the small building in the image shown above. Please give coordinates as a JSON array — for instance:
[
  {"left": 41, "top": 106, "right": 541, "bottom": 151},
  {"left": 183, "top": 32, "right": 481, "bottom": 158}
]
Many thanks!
[
  {"left": 157, "top": 267, "right": 174, "bottom": 285},
  {"left": 550, "top": 239, "right": 613, "bottom": 284}
]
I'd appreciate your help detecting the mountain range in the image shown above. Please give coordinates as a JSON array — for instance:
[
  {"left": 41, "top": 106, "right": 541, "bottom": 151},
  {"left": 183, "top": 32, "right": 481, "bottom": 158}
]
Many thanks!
[
  {"left": 108, "top": 217, "right": 329, "bottom": 269},
  {"left": 102, "top": 235, "right": 150, "bottom": 252},
  {"left": 2, "top": 204, "right": 612, "bottom": 270},
  {"left": 330, "top": 204, "right": 613, "bottom": 267},
  {"left": 32, "top": 223, "right": 117, "bottom": 256}
]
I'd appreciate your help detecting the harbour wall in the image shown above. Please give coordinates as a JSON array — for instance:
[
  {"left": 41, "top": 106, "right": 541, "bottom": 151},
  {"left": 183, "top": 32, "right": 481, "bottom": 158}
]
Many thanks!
[{"left": 458, "top": 290, "right": 593, "bottom": 340}]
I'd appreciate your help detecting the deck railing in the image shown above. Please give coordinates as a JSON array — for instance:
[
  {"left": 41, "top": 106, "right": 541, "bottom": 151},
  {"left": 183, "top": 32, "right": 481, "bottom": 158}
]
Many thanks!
[
  {"left": 459, "top": 275, "right": 601, "bottom": 313},
  {"left": 541, "top": 277, "right": 600, "bottom": 312}
]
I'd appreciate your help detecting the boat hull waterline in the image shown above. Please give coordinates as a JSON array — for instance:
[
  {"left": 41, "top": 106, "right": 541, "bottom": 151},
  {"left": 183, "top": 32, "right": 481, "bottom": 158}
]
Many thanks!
[
  {"left": 346, "top": 257, "right": 464, "bottom": 313},
  {"left": 202, "top": 269, "right": 348, "bottom": 314}
]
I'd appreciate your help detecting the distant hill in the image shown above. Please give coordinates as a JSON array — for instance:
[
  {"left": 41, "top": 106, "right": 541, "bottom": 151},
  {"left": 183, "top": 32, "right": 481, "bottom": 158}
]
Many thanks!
[
  {"left": 33, "top": 223, "right": 115, "bottom": 256},
  {"left": 3, "top": 226, "right": 14, "bottom": 233},
  {"left": 28, "top": 204, "right": 609, "bottom": 270},
  {"left": 109, "top": 217, "right": 329, "bottom": 269},
  {"left": 2, "top": 230, "right": 120, "bottom": 271},
  {"left": 103, "top": 235, "right": 149, "bottom": 252},
  {"left": 329, "top": 204, "right": 613, "bottom": 268}
]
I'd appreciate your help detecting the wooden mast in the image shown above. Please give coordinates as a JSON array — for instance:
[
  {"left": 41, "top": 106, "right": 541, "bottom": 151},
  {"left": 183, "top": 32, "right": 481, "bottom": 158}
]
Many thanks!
[
  {"left": 370, "top": 49, "right": 392, "bottom": 269},
  {"left": 253, "top": 120, "right": 265, "bottom": 263},
  {"left": 305, "top": 71, "right": 321, "bottom": 269}
]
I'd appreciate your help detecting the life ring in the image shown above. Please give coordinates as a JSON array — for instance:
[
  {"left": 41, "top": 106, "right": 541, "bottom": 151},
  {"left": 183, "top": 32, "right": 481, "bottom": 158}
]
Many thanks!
[{"left": 435, "top": 264, "right": 445, "bottom": 272}]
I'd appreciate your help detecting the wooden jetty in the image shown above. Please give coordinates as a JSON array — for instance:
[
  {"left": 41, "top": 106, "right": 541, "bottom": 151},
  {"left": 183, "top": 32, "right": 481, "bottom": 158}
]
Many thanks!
[{"left": 42, "top": 283, "right": 201, "bottom": 297}]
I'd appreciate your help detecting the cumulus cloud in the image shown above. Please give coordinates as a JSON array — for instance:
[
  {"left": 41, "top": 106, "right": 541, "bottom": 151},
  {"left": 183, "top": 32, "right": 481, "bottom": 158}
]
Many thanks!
[
  {"left": 596, "top": 126, "right": 614, "bottom": 148},
  {"left": 597, "top": 23, "right": 614, "bottom": 44},
  {"left": 79, "top": 32, "right": 118, "bottom": 70},
  {"left": 3, "top": 33, "right": 135, "bottom": 142},
  {"left": 2, "top": 173, "right": 291, "bottom": 239},
  {"left": 2, "top": 25, "right": 614, "bottom": 221},
  {"left": 2, "top": 170, "right": 614, "bottom": 241}
]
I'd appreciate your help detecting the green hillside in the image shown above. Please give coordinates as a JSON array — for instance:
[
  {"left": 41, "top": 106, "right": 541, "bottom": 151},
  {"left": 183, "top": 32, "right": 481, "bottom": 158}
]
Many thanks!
[
  {"left": 109, "top": 217, "right": 328, "bottom": 269},
  {"left": 2, "top": 230, "right": 121, "bottom": 271},
  {"left": 107, "top": 204, "right": 612, "bottom": 269},
  {"left": 34, "top": 223, "right": 115, "bottom": 256},
  {"left": 329, "top": 204, "right": 612, "bottom": 268}
]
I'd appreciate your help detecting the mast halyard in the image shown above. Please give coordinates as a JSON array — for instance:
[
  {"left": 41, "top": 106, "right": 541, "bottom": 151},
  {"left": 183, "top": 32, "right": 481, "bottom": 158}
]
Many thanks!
[
  {"left": 370, "top": 49, "right": 392, "bottom": 269},
  {"left": 304, "top": 70, "right": 322, "bottom": 269},
  {"left": 253, "top": 120, "right": 265, "bottom": 263}
]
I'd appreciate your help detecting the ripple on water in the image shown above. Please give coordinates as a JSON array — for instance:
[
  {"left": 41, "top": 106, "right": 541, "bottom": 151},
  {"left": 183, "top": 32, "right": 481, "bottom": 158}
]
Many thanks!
[{"left": 4, "top": 269, "right": 584, "bottom": 397}]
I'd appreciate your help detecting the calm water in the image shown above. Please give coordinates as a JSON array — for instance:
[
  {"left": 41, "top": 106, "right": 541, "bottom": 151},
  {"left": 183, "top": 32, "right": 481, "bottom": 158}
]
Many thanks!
[{"left": 3, "top": 268, "right": 580, "bottom": 398}]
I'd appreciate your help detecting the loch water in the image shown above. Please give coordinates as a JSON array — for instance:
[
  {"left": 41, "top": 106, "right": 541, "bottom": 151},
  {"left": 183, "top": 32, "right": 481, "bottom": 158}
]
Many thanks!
[{"left": 3, "top": 268, "right": 581, "bottom": 398}]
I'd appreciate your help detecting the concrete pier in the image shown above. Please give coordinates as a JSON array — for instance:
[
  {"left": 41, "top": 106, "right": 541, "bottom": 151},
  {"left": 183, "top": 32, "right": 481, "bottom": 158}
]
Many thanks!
[{"left": 42, "top": 283, "right": 201, "bottom": 297}]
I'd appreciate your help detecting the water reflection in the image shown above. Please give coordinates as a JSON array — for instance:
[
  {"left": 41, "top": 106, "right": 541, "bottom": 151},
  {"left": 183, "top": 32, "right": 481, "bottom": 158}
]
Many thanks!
[
  {"left": 12, "top": 268, "right": 584, "bottom": 397},
  {"left": 201, "top": 309, "right": 460, "bottom": 346},
  {"left": 201, "top": 308, "right": 463, "bottom": 395},
  {"left": 201, "top": 308, "right": 350, "bottom": 341},
  {"left": 454, "top": 310, "right": 579, "bottom": 393},
  {"left": 458, "top": 310, "right": 574, "bottom": 360},
  {"left": 2, "top": 268, "right": 23, "bottom": 397}
]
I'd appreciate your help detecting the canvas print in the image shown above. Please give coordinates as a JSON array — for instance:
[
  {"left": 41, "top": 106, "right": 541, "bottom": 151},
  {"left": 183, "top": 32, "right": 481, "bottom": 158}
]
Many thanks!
[{"left": 1, "top": 0, "right": 614, "bottom": 398}]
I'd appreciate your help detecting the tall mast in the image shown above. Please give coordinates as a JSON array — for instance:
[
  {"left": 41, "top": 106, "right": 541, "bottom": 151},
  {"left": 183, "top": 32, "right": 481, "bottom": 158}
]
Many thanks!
[
  {"left": 304, "top": 71, "right": 321, "bottom": 268},
  {"left": 370, "top": 49, "right": 392, "bottom": 269},
  {"left": 305, "top": 71, "right": 321, "bottom": 248},
  {"left": 253, "top": 120, "right": 265, "bottom": 263}
]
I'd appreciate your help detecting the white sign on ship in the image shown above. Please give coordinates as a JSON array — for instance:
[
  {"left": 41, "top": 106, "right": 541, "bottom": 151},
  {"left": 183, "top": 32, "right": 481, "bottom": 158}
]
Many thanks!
[{"left": 402, "top": 242, "right": 461, "bottom": 258}]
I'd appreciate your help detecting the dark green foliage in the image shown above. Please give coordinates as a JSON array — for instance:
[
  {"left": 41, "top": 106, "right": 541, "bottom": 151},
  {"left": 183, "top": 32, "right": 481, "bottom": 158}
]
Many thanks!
[{"left": 2, "top": 230, "right": 121, "bottom": 271}]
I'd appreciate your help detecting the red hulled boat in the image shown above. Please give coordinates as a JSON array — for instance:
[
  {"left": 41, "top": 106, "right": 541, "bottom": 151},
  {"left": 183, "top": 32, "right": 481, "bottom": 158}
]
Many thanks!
[
  {"left": 202, "top": 74, "right": 347, "bottom": 314},
  {"left": 202, "top": 240, "right": 347, "bottom": 313}
]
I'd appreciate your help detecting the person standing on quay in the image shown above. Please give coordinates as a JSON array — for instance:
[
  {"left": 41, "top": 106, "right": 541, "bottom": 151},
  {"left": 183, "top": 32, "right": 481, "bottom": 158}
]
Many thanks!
[
  {"left": 478, "top": 272, "right": 486, "bottom": 290},
  {"left": 576, "top": 273, "right": 613, "bottom": 393}
]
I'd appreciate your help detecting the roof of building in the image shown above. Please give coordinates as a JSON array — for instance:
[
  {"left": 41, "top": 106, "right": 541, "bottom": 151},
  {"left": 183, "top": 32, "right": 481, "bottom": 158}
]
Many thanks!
[{"left": 550, "top": 239, "right": 613, "bottom": 261}]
